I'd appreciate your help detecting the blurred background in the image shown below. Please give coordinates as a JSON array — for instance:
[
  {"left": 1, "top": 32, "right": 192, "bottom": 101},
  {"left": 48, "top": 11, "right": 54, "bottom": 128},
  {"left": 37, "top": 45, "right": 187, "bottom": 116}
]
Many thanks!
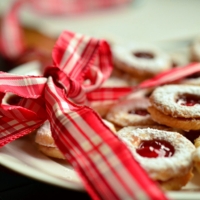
[
  {"left": 0, "top": 0, "right": 200, "bottom": 73},
  {"left": 1, "top": 0, "right": 200, "bottom": 69},
  {"left": 1, "top": 0, "right": 200, "bottom": 43}
]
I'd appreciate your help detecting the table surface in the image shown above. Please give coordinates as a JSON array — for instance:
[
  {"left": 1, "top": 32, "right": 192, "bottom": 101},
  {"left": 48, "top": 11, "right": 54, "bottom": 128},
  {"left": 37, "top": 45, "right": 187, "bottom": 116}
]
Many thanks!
[{"left": 0, "top": 164, "right": 91, "bottom": 200}]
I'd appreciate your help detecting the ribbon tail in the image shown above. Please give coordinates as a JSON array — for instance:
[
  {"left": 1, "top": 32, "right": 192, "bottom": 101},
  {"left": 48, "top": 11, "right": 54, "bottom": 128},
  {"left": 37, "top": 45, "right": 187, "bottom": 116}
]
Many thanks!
[
  {"left": 87, "top": 62, "right": 200, "bottom": 102},
  {"left": 44, "top": 77, "right": 167, "bottom": 200},
  {"left": 0, "top": 116, "right": 44, "bottom": 147},
  {"left": 138, "top": 62, "right": 200, "bottom": 89},
  {"left": 86, "top": 87, "right": 133, "bottom": 101}
]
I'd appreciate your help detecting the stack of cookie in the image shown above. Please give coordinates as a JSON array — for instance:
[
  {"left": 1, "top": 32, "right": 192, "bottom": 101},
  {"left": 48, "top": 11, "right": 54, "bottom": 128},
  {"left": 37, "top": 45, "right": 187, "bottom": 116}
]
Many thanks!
[{"left": 33, "top": 39, "right": 200, "bottom": 191}]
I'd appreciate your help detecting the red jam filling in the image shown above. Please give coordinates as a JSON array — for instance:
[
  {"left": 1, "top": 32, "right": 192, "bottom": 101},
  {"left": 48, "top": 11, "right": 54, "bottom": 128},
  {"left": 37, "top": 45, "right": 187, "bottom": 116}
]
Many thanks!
[
  {"left": 128, "top": 108, "right": 149, "bottom": 116},
  {"left": 177, "top": 94, "right": 200, "bottom": 106},
  {"left": 136, "top": 139, "right": 175, "bottom": 158},
  {"left": 133, "top": 52, "right": 154, "bottom": 59}
]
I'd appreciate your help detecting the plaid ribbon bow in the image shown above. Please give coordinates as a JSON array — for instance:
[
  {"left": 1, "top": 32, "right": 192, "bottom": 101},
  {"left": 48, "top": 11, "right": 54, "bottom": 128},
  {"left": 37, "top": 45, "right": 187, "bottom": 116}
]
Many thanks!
[
  {"left": 1, "top": 1, "right": 200, "bottom": 200},
  {"left": 0, "top": 30, "right": 170, "bottom": 200}
]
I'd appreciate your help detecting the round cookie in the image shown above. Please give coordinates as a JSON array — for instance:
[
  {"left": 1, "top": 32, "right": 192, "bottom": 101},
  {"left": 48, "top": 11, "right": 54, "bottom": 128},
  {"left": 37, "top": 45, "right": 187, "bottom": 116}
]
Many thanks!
[
  {"left": 106, "top": 97, "right": 157, "bottom": 129},
  {"left": 148, "top": 84, "right": 200, "bottom": 131},
  {"left": 112, "top": 43, "right": 173, "bottom": 81},
  {"left": 35, "top": 120, "right": 65, "bottom": 159},
  {"left": 35, "top": 119, "right": 117, "bottom": 159},
  {"left": 117, "top": 126, "right": 195, "bottom": 190}
]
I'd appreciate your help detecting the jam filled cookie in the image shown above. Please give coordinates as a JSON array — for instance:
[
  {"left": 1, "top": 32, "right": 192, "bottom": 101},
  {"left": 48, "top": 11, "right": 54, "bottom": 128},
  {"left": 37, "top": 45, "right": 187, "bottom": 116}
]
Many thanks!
[
  {"left": 35, "top": 119, "right": 116, "bottom": 159},
  {"left": 111, "top": 43, "right": 173, "bottom": 81},
  {"left": 148, "top": 84, "right": 200, "bottom": 131},
  {"left": 35, "top": 120, "right": 66, "bottom": 159},
  {"left": 117, "top": 126, "right": 195, "bottom": 190},
  {"left": 106, "top": 97, "right": 157, "bottom": 129}
]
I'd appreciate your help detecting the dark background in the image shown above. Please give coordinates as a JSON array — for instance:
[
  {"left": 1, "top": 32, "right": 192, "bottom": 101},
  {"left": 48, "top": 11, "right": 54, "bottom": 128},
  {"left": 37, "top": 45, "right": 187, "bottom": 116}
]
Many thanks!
[{"left": 0, "top": 165, "right": 91, "bottom": 200}]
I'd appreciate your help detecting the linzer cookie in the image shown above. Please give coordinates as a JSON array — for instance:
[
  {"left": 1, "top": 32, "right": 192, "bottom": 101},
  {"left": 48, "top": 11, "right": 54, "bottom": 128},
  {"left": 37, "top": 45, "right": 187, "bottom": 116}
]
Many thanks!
[
  {"left": 35, "top": 119, "right": 117, "bottom": 159},
  {"left": 148, "top": 84, "right": 200, "bottom": 131},
  {"left": 106, "top": 97, "right": 157, "bottom": 129},
  {"left": 117, "top": 126, "right": 195, "bottom": 190},
  {"left": 111, "top": 43, "right": 173, "bottom": 82},
  {"left": 35, "top": 120, "right": 66, "bottom": 159}
]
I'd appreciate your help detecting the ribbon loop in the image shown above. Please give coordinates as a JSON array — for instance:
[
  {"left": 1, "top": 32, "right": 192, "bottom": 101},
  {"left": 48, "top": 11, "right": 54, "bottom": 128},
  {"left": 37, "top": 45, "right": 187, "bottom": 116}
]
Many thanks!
[{"left": 0, "top": 30, "right": 171, "bottom": 200}]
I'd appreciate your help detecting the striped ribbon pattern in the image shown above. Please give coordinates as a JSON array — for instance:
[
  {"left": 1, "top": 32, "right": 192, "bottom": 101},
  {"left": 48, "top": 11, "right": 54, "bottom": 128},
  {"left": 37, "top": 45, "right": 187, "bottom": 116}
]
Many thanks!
[
  {"left": 138, "top": 62, "right": 200, "bottom": 89},
  {"left": 0, "top": 30, "right": 169, "bottom": 200},
  {"left": 1, "top": 27, "right": 200, "bottom": 200},
  {"left": 1, "top": 1, "right": 200, "bottom": 199}
]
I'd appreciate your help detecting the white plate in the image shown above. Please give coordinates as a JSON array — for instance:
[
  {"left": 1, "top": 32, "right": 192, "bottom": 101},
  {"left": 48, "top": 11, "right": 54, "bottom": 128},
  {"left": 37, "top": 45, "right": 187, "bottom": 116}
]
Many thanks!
[
  {"left": 0, "top": 60, "right": 200, "bottom": 200},
  {"left": 0, "top": 135, "right": 84, "bottom": 191}
]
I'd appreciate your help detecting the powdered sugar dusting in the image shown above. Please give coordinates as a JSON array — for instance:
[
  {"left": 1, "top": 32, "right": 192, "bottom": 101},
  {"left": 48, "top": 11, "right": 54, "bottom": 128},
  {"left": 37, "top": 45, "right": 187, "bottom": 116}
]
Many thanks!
[
  {"left": 150, "top": 84, "right": 200, "bottom": 118},
  {"left": 106, "top": 97, "right": 156, "bottom": 126},
  {"left": 112, "top": 43, "right": 172, "bottom": 74},
  {"left": 117, "top": 126, "right": 195, "bottom": 181},
  {"left": 37, "top": 120, "right": 51, "bottom": 136},
  {"left": 192, "top": 147, "right": 200, "bottom": 160},
  {"left": 35, "top": 120, "right": 56, "bottom": 147}
]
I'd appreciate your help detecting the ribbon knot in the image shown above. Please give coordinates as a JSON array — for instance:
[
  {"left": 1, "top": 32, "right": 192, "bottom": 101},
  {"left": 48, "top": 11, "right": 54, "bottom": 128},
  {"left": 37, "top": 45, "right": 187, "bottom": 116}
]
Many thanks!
[
  {"left": 44, "top": 65, "right": 87, "bottom": 105},
  {"left": 0, "top": 30, "right": 177, "bottom": 200},
  {"left": 67, "top": 77, "right": 85, "bottom": 103}
]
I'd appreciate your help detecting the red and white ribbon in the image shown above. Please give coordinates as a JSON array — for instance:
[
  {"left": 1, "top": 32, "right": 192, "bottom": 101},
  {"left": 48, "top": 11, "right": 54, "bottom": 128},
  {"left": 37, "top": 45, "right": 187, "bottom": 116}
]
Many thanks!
[
  {"left": 0, "top": 30, "right": 169, "bottom": 200},
  {"left": 2, "top": 1, "right": 200, "bottom": 200}
]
